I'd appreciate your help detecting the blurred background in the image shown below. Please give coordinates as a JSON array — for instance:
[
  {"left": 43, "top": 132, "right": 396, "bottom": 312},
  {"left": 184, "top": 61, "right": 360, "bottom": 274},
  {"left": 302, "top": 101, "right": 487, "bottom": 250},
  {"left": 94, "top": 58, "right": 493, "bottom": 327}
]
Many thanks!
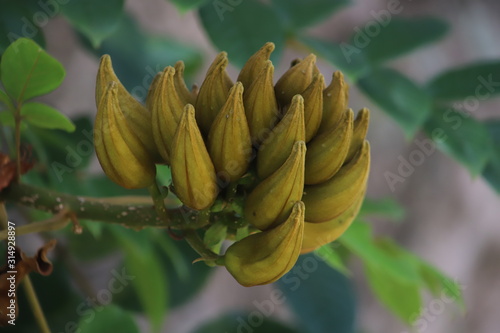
[{"left": 1, "top": 0, "right": 499, "bottom": 332}]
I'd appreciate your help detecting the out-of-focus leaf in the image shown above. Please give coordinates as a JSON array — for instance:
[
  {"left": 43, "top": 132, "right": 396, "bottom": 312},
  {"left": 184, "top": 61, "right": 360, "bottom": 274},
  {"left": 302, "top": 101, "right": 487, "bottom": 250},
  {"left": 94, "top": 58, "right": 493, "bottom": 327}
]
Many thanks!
[
  {"left": 270, "top": 0, "right": 349, "bottom": 30},
  {"left": 198, "top": 0, "right": 286, "bottom": 68},
  {"left": 0, "top": 1, "right": 45, "bottom": 54},
  {"left": 276, "top": 254, "right": 356, "bottom": 333},
  {"left": 0, "top": 112, "right": 15, "bottom": 127},
  {"left": 314, "top": 244, "right": 350, "bottom": 275},
  {"left": 193, "top": 313, "right": 299, "bottom": 333},
  {"left": 78, "top": 305, "right": 139, "bottom": 333},
  {"left": 340, "top": 221, "right": 420, "bottom": 283},
  {"left": 365, "top": 262, "right": 421, "bottom": 324},
  {"left": 21, "top": 102, "right": 75, "bottom": 132},
  {"left": 360, "top": 17, "right": 448, "bottom": 66},
  {"left": 360, "top": 197, "right": 405, "bottom": 221},
  {"left": 482, "top": 120, "right": 500, "bottom": 194},
  {"left": 358, "top": 68, "right": 432, "bottom": 137},
  {"left": 86, "top": 15, "right": 202, "bottom": 97},
  {"left": 299, "top": 36, "right": 369, "bottom": 80},
  {"left": 423, "top": 107, "right": 493, "bottom": 176},
  {"left": 427, "top": 61, "right": 500, "bottom": 101},
  {"left": 61, "top": 0, "right": 124, "bottom": 48},
  {"left": 170, "top": 0, "right": 210, "bottom": 12},
  {"left": 0, "top": 90, "right": 13, "bottom": 110},
  {"left": 0, "top": 38, "right": 65, "bottom": 102},
  {"left": 117, "top": 229, "right": 168, "bottom": 333}
]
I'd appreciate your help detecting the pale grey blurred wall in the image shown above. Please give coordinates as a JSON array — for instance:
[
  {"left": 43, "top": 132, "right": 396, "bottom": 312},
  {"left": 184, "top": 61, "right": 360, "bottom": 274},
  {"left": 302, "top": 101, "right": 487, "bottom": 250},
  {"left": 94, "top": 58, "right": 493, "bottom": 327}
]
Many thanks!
[{"left": 38, "top": 0, "right": 500, "bottom": 332}]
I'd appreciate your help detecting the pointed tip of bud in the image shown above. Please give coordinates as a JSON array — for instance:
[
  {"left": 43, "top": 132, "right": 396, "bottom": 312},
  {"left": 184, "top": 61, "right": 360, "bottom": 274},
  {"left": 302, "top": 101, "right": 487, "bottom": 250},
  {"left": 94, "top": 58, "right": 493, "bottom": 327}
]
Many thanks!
[
  {"left": 293, "top": 140, "right": 307, "bottom": 155},
  {"left": 261, "top": 42, "right": 275, "bottom": 55},
  {"left": 232, "top": 81, "right": 244, "bottom": 95},
  {"left": 290, "top": 94, "right": 305, "bottom": 107},
  {"left": 163, "top": 65, "right": 176, "bottom": 77},
  {"left": 356, "top": 108, "right": 370, "bottom": 121},
  {"left": 175, "top": 60, "right": 185, "bottom": 71},
  {"left": 292, "top": 200, "right": 306, "bottom": 216}
]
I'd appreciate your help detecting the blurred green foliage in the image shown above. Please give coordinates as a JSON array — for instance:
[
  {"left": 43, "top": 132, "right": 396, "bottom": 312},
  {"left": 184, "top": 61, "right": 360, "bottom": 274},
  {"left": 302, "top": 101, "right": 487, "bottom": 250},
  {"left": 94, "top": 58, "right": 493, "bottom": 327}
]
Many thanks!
[{"left": 1, "top": 0, "right": 498, "bottom": 332}]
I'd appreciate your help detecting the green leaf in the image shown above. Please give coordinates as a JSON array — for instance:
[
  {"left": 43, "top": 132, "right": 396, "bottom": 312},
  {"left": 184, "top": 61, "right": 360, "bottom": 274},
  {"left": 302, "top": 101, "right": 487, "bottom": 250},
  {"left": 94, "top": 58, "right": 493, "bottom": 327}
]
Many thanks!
[
  {"left": 276, "top": 254, "right": 356, "bottom": 333},
  {"left": 359, "top": 17, "right": 448, "bottom": 66},
  {"left": 423, "top": 107, "right": 494, "bottom": 176},
  {"left": 314, "top": 244, "right": 350, "bottom": 275},
  {"left": 0, "top": 111, "right": 15, "bottom": 127},
  {"left": 117, "top": 230, "right": 168, "bottom": 333},
  {"left": 87, "top": 15, "right": 202, "bottom": 96},
  {"left": 482, "top": 120, "right": 500, "bottom": 194},
  {"left": 365, "top": 262, "right": 421, "bottom": 324},
  {"left": 78, "top": 305, "right": 140, "bottom": 333},
  {"left": 0, "top": 38, "right": 65, "bottom": 102},
  {"left": 427, "top": 61, "right": 500, "bottom": 101},
  {"left": 360, "top": 197, "right": 405, "bottom": 221},
  {"left": 198, "top": 0, "right": 286, "bottom": 68},
  {"left": 270, "top": 0, "right": 349, "bottom": 30},
  {"left": 0, "top": 89, "right": 14, "bottom": 110},
  {"left": 203, "top": 221, "right": 227, "bottom": 253},
  {"left": 193, "top": 313, "right": 299, "bottom": 333},
  {"left": 340, "top": 221, "right": 420, "bottom": 283},
  {"left": 21, "top": 102, "right": 75, "bottom": 132},
  {"left": 358, "top": 68, "right": 432, "bottom": 137},
  {"left": 299, "top": 36, "right": 370, "bottom": 80},
  {"left": 61, "top": 0, "right": 124, "bottom": 48},
  {"left": 0, "top": 1, "right": 46, "bottom": 54},
  {"left": 170, "top": 0, "right": 210, "bottom": 12}
]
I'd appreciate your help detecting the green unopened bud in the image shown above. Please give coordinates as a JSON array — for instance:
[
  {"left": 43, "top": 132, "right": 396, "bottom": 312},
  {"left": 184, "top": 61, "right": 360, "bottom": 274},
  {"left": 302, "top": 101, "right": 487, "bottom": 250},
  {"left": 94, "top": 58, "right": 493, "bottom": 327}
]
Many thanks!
[
  {"left": 345, "top": 108, "right": 370, "bottom": 163},
  {"left": 174, "top": 61, "right": 196, "bottom": 105},
  {"left": 150, "top": 66, "right": 185, "bottom": 163},
  {"left": 195, "top": 52, "right": 233, "bottom": 135},
  {"left": 319, "top": 71, "right": 349, "bottom": 133},
  {"left": 274, "top": 54, "right": 317, "bottom": 106},
  {"left": 257, "top": 95, "right": 305, "bottom": 179},
  {"left": 243, "top": 60, "right": 279, "bottom": 144},
  {"left": 94, "top": 82, "right": 156, "bottom": 189},
  {"left": 96, "top": 55, "right": 160, "bottom": 162},
  {"left": 208, "top": 82, "right": 252, "bottom": 182},
  {"left": 237, "top": 42, "right": 275, "bottom": 89},
  {"left": 301, "top": 74, "right": 324, "bottom": 142}
]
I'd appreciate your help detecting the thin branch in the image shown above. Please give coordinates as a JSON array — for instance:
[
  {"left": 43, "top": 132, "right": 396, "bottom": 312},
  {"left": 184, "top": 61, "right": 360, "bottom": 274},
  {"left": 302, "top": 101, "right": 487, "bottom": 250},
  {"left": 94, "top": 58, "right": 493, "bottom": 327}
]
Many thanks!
[
  {"left": 1, "top": 182, "right": 209, "bottom": 230},
  {"left": 22, "top": 277, "right": 52, "bottom": 333}
]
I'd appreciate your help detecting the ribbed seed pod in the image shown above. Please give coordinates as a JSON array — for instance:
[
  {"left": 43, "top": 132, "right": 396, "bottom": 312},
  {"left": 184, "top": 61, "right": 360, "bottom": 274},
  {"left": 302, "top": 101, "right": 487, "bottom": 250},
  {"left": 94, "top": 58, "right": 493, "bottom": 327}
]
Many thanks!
[
  {"left": 150, "top": 66, "right": 185, "bottom": 163},
  {"left": 274, "top": 54, "right": 317, "bottom": 106},
  {"left": 208, "top": 82, "right": 252, "bottom": 182},
  {"left": 224, "top": 201, "right": 304, "bottom": 287},
  {"left": 245, "top": 141, "right": 306, "bottom": 230},
  {"left": 302, "top": 141, "right": 370, "bottom": 222},
  {"left": 301, "top": 191, "right": 364, "bottom": 254},
  {"left": 174, "top": 61, "right": 196, "bottom": 105},
  {"left": 237, "top": 42, "right": 275, "bottom": 89},
  {"left": 243, "top": 60, "right": 279, "bottom": 144},
  {"left": 301, "top": 73, "right": 324, "bottom": 142},
  {"left": 345, "top": 108, "right": 370, "bottom": 163},
  {"left": 257, "top": 95, "right": 305, "bottom": 179},
  {"left": 96, "top": 55, "right": 160, "bottom": 162},
  {"left": 171, "top": 105, "right": 218, "bottom": 210},
  {"left": 94, "top": 82, "right": 156, "bottom": 189},
  {"left": 195, "top": 52, "right": 233, "bottom": 135},
  {"left": 318, "top": 71, "right": 349, "bottom": 133},
  {"left": 305, "top": 109, "right": 353, "bottom": 185}
]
